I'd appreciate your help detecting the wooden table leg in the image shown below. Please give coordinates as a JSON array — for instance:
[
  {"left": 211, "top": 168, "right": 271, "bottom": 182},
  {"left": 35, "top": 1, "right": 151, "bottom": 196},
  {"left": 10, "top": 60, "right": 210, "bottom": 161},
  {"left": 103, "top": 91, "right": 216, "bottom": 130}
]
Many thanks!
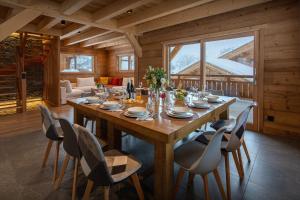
[
  {"left": 154, "top": 142, "right": 174, "bottom": 200},
  {"left": 74, "top": 108, "right": 84, "bottom": 126},
  {"left": 96, "top": 118, "right": 108, "bottom": 139},
  {"left": 107, "top": 121, "right": 122, "bottom": 150},
  {"left": 219, "top": 108, "right": 229, "bottom": 120}
]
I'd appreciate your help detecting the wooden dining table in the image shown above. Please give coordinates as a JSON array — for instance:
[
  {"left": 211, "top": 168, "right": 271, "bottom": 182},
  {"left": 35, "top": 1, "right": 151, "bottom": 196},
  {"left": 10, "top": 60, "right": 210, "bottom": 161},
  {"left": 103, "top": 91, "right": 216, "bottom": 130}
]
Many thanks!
[{"left": 68, "top": 96, "right": 236, "bottom": 200}]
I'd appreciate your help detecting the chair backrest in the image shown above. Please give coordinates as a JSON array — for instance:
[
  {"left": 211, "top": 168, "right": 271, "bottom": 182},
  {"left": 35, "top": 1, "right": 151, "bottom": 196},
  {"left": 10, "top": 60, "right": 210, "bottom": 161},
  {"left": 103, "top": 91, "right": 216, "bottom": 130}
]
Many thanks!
[
  {"left": 226, "top": 104, "right": 254, "bottom": 151},
  {"left": 38, "top": 105, "right": 60, "bottom": 140},
  {"left": 75, "top": 124, "right": 113, "bottom": 186},
  {"left": 191, "top": 127, "right": 226, "bottom": 175},
  {"left": 58, "top": 118, "right": 81, "bottom": 158}
]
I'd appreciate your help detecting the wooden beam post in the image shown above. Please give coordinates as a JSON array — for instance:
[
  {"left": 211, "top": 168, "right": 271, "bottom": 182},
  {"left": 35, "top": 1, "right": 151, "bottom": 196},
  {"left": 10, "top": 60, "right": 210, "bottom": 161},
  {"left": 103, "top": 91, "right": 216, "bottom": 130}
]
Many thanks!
[
  {"left": 0, "top": 8, "right": 41, "bottom": 42},
  {"left": 125, "top": 32, "right": 142, "bottom": 57}
]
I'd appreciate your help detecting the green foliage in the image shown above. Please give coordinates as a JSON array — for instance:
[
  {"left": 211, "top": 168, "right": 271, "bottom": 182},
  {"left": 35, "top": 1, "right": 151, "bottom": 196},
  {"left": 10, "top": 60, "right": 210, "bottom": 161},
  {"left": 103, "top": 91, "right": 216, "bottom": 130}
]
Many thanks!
[{"left": 144, "top": 66, "right": 168, "bottom": 90}]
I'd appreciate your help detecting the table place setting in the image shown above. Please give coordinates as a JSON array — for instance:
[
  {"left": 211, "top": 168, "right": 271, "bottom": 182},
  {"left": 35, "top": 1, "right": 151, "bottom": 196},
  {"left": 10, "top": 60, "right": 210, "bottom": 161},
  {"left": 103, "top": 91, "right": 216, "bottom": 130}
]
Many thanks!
[
  {"left": 98, "top": 101, "right": 124, "bottom": 112},
  {"left": 123, "top": 106, "right": 155, "bottom": 121},
  {"left": 188, "top": 100, "right": 211, "bottom": 109},
  {"left": 165, "top": 106, "right": 194, "bottom": 119}
]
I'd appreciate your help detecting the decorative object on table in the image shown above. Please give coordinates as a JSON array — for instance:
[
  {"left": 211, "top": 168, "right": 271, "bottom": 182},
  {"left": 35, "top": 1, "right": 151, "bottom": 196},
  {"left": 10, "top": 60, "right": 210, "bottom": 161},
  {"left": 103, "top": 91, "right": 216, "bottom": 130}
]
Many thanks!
[
  {"left": 175, "top": 89, "right": 188, "bottom": 101},
  {"left": 130, "top": 79, "right": 135, "bottom": 98},
  {"left": 144, "top": 66, "right": 168, "bottom": 103}
]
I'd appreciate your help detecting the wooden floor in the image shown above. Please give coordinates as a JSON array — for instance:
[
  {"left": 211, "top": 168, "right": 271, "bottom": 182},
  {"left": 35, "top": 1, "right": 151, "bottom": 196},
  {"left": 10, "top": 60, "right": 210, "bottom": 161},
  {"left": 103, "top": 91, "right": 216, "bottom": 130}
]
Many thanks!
[{"left": 0, "top": 105, "right": 300, "bottom": 199}]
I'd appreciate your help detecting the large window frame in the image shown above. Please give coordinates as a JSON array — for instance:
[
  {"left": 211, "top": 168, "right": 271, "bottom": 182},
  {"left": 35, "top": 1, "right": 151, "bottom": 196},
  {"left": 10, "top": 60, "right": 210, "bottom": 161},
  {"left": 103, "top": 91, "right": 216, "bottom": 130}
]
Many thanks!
[
  {"left": 163, "top": 27, "right": 263, "bottom": 132},
  {"left": 60, "top": 53, "right": 95, "bottom": 73},
  {"left": 118, "top": 54, "right": 135, "bottom": 72}
]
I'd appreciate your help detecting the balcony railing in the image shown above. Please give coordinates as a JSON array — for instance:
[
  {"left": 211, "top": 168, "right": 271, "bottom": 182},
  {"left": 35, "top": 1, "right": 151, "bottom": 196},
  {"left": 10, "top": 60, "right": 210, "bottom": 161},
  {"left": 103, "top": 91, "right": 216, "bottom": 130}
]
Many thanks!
[{"left": 170, "top": 74, "right": 254, "bottom": 99}]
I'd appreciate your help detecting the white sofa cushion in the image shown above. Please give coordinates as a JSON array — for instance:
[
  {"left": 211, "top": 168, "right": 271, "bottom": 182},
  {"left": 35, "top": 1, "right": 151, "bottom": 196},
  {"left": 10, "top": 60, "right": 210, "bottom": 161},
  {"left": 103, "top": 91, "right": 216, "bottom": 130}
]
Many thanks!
[
  {"left": 77, "top": 77, "right": 95, "bottom": 87},
  {"left": 60, "top": 80, "right": 72, "bottom": 93},
  {"left": 76, "top": 86, "right": 96, "bottom": 92},
  {"left": 68, "top": 88, "right": 83, "bottom": 98}
]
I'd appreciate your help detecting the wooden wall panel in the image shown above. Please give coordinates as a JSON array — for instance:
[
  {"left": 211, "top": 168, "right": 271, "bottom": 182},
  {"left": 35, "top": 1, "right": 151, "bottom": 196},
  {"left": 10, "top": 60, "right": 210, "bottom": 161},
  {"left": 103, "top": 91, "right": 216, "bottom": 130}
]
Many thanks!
[
  {"left": 107, "top": 46, "right": 134, "bottom": 78},
  {"left": 60, "top": 46, "right": 108, "bottom": 82},
  {"left": 137, "top": 0, "right": 300, "bottom": 135}
]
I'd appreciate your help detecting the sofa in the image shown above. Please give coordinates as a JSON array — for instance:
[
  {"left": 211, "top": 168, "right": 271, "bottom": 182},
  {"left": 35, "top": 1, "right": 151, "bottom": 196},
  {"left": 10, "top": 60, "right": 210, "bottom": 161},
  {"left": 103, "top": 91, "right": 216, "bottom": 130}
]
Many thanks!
[
  {"left": 60, "top": 76, "right": 134, "bottom": 104},
  {"left": 60, "top": 77, "right": 96, "bottom": 104}
]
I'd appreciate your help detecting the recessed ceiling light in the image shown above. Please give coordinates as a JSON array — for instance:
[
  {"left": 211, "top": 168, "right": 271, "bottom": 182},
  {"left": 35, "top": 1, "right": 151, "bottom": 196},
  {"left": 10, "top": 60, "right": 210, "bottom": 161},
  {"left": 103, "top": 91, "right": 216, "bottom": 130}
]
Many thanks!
[
  {"left": 77, "top": 31, "right": 81, "bottom": 34},
  {"left": 126, "top": 9, "right": 133, "bottom": 14},
  {"left": 60, "top": 20, "right": 66, "bottom": 25}
]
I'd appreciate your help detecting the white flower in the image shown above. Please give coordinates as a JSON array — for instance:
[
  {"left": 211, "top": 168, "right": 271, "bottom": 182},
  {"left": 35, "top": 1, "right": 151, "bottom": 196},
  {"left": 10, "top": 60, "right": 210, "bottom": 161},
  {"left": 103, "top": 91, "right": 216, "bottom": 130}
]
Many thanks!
[{"left": 161, "top": 78, "right": 166, "bottom": 84}]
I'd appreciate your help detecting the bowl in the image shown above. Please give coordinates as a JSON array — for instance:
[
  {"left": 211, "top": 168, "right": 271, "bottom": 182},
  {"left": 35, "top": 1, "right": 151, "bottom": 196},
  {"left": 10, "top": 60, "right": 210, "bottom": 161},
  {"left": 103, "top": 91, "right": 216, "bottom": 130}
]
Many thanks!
[
  {"left": 86, "top": 96, "right": 99, "bottom": 103},
  {"left": 206, "top": 95, "right": 219, "bottom": 102},
  {"left": 192, "top": 100, "right": 207, "bottom": 106}
]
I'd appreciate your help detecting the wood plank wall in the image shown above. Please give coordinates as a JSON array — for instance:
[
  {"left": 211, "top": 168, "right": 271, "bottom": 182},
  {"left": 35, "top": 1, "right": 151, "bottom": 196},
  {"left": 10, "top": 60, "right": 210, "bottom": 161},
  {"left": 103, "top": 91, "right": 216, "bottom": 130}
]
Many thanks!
[
  {"left": 60, "top": 45, "right": 108, "bottom": 83},
  {"left": 137, "top": 0, "right": 300, "bottom": 135},
  {"left": 107, "top": 46, "right": 134, "bottom": 78}
]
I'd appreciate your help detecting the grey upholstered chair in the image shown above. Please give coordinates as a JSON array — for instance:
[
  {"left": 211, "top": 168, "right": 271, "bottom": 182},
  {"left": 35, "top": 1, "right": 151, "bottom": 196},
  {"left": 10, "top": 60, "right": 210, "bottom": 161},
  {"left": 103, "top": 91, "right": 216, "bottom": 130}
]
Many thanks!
[
  {"left": 75, "top": 124, "right": 144, "bottom": 200},
  {"left": 54, "top": 118, "right": 107, "bottom": 200},
  {"left": 210, "top": 104, "right": 254, "bottom": 162},
  {"left": 174, "top": 128, "right": 227, "bottom": 200},
  {"left": 195, "top": 104, "right": 254, "bottom": 200},
  {"left": 38, "top": 104, "right": 64, "bottom": 183}
]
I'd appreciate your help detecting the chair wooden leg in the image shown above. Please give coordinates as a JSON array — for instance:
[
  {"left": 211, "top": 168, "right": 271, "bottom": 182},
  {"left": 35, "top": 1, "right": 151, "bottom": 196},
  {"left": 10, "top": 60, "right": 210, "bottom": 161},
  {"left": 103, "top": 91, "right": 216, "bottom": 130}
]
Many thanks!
[
  {"left": 232, "top": 151, "right": 244, "bottom": 179},
  {"left": 242, "top": 140, "right": 251, "bottom": 162},
  {"left": 91, "top": 121, "right": 94, "bottom": 133},
  {"left": 83, "top": 180, "right": 94, "bottom": 200},
  {"left": 84, "top": 118, "right": 88, "bottom": 127},
  {"left": 174, "top": 167, "right": 185, "bottom": 199},
  {"left": 54, "top": 153, "right": 70, "bottom": 190},
  {"left": 53, "top": 141, "right": 61, "bottom": 183},
  {"left": 224, "top": 152, "right": 231, "bottom": 200},
  {"left": 104, "top": 186, "right": 110, "bottom": 200},
  {"left": 131, "top": 173, "right": 144, "bottom": 200},
  {"left": 213, "top": 169, "right": 226, "bottom": 200},
  {"left": 72, "top": 158, "right": 79, "bottom": 200},
  {"left": 202, "top": 174, "right": 210, "bottom": 200},
  {"left": 188, "top": 172, "right": 195, "bottom": 187},
  {"left": 237, "top": 148, "right": 244, "bottom": 177},
  {"left": 42, "top": 140, "right": 53, "bottom": 168}
]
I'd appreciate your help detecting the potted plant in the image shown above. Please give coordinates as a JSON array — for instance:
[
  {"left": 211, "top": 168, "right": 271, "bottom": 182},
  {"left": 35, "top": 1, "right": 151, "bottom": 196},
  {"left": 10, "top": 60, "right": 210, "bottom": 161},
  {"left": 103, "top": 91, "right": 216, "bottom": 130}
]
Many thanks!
[{"left": 144, "top": 66, "right": 168, "bottom": 102}]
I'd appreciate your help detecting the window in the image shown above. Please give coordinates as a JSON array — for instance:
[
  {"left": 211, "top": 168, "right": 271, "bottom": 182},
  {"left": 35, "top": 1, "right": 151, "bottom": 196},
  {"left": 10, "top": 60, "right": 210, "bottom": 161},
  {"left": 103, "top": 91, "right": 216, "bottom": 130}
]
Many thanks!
[
  {"left": 169, "top": 43, "right": 201, "bottom": 75},
  {"left": 118, "top": 55, "right": 135, "bottom": 71},
  {"left": 60, "top": 54, "right": 94, "bottom": 73}
]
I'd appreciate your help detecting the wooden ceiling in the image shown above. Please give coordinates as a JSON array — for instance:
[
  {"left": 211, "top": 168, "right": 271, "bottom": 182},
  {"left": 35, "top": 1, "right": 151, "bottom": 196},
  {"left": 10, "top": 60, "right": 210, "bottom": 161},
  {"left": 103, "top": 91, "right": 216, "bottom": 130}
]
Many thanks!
[{"left": 0, "top": 0, "right": 272, "bottom": 55}]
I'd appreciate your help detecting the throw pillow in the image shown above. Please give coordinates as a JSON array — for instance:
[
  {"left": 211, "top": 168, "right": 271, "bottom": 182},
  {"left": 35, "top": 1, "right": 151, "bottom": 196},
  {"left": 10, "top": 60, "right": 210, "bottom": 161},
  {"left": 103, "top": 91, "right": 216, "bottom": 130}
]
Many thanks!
[{"left": 99, "top": 77, "right": 109, "bottom": 85}]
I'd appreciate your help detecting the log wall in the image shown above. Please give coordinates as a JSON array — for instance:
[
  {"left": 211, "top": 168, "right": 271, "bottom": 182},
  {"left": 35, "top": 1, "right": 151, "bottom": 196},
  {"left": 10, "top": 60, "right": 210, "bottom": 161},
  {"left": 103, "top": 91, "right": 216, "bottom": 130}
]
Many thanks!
[
  {"left": 60, "top": 45, "right": 108, "bottom": 82},
  {"left": 137, "top": 0, "right": 300, "bottom": 135}
]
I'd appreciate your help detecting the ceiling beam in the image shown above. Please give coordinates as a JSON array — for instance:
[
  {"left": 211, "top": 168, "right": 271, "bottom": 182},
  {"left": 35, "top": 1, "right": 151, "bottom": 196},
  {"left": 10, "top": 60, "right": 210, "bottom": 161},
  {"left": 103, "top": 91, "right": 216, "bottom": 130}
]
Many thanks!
[
  {"left": 0, "top": 8, "right": 41, "bottom": 41},
  {"left": 125, "top": 32, "right": 142, "bottom": 57},
  {"left": 135, "top": 0, "right": 272, "bottom": 34},
  {"left": 92, "top": 0, "right": 152, "bottom": 23},
  {"left": 0, "top": 0, "right": 121, "bottom": 32},
  {"left": 20, "top": 24, "right": 62, "bottom": 36},
  {"left": 63, "top": 28, "right": 111, "bottom": 46},
  {"left": 61, "top": 0, "right": 93, "bottom": 15},
  {"left": 37, "top": 17, "right": 61, "bottom": 31},
  {"left": 60, "top": 23, "right": 90, "bottom": 39},
  {"left": 105, "top": 44, "right": 132, "bottom": 51},
  {"left": 118, "top": 0, "right": 214, "bottom": 28},
  {"left": 94, "top": 38, "right": 129, "bottom": 49},
  {"left": 81, "top": 32, "right": 125, "bottom": 47}
]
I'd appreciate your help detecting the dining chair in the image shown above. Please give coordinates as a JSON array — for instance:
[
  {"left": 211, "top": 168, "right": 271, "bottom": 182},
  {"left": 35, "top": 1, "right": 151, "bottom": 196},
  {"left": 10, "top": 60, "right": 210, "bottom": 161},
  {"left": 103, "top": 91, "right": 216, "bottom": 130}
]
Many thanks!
[
  {"left": 195, "top": 104, "right": 253, "bottom": 200},
  {"left": 54, "top": 118, "right": 107, "bottom": 200},
  {"left": 209, "top": 104, "right": 254, "bottom": 163},
  {"left": 38, "top": 105, "right": 64, "bottom": 183},
  {"left": 75, "top": 124, "right": 144, "bottom": 200},
  {"left": 174, "top": 128, "right": 227, "bottom": 200}
]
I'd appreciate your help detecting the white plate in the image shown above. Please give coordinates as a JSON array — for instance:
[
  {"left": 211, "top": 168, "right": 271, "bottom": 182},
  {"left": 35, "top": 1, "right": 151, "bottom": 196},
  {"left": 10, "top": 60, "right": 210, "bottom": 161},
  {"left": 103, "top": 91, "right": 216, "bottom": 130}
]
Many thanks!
[
  {"left": 189, "top": 103, "right": 210, "bottom": 109},
  {"left": 171, "top": 106, "right": 190, "bottom": 114},
  {"left": 103, "top": 101, "right": 119, "bottom": 108},
  {"left": 86, "top": 96, "right": 99, "bottom": 104},
  {"left": 123, "top": 110, "right": 148, "bottom": 118},
  {"left": 207, "top": 99, "right": 223, "bottom": 103},
  {"left": 166, "top": 110, "right": 194, "bottom": 118},
  {"left": 128, "top": 107, "right": 147, "bottom": 114},
  {"left": 99, "top": 104, "right": 121, "bottom": 110}
]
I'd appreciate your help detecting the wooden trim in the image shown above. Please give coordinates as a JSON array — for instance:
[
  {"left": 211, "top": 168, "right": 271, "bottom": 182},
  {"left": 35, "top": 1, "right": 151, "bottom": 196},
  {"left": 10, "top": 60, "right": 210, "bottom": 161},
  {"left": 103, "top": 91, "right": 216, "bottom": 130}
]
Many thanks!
[
  {"left": 161, "top": 25, "right": 266, "bottom": 46},
  {"left": 257, "top": 29, "right": 264, "bottom": 133}
]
